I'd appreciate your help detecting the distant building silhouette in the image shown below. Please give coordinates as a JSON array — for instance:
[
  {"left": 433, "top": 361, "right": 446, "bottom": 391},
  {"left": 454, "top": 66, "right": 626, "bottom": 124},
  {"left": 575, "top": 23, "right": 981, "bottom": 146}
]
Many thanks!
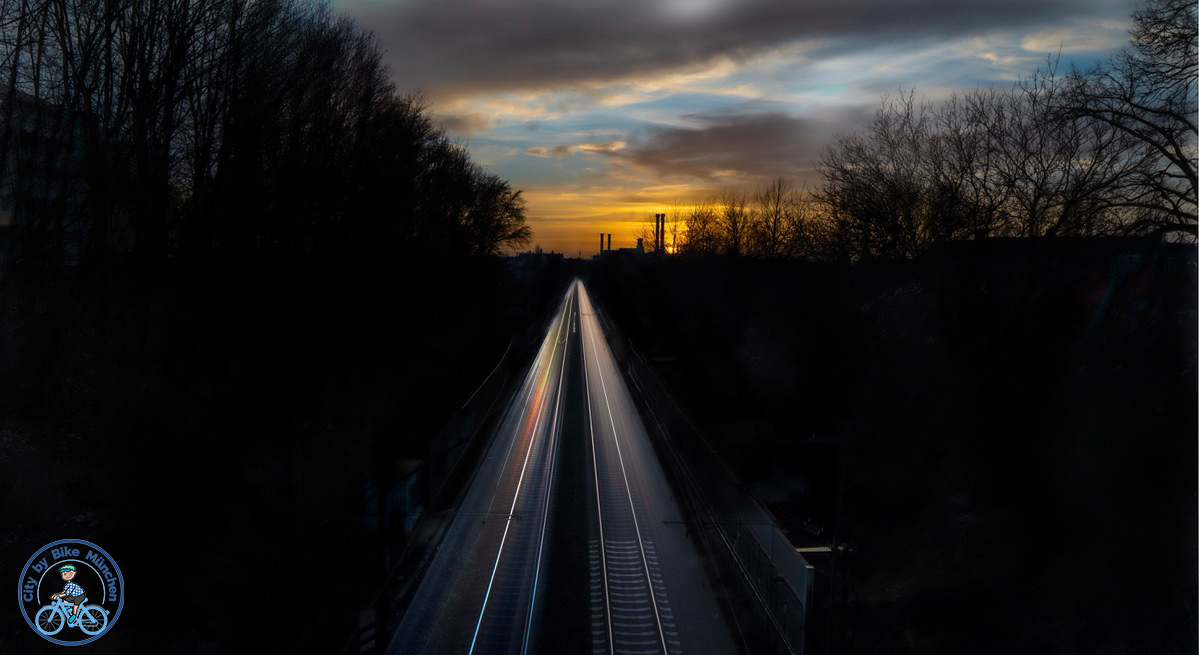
[{"left": 592, "top": 236, "right": 646, "bottom": 259}]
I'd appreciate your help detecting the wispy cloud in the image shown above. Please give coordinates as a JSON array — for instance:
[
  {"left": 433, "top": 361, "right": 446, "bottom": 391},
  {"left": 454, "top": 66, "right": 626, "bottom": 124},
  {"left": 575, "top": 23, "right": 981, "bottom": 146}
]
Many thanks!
[
  {"left": 526, "top": 140, "right": 626, "bottom": 159},
  {"left": 1020, "top": 19, "right": 1131, "bottom": 54},
  {"left": 340, "top": 0, "right": 1130, "bottom": 103},
  {"left": 608, "top": 108, "right": 871, "bottom": 184},
  {"left": 333, "top": 0, "right": 1135, "bottom": 253},
  {"left": 577, "top": 141, "right": 627, "bottom": 153},
  {"left": 526, "top": 145, "right": 578, "bottom": 158}
]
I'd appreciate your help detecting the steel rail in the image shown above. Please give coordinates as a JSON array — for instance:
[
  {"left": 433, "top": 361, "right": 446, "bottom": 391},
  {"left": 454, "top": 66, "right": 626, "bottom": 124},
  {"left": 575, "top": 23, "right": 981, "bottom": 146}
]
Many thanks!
[
  {"left": 468, "top": 285, "right": 574, "bottom": 655},
  {"left": 581, "top": 284, "right": 671, "bottom": 655}
]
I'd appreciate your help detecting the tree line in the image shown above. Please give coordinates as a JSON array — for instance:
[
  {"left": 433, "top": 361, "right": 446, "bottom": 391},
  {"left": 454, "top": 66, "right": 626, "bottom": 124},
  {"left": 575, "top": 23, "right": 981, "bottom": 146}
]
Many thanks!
[
  {"left": 657, "top": 0, "right": 1195, "bottom": 261},
  {"left": 0, "top": 0, "right": 531, "bottom": 274}
]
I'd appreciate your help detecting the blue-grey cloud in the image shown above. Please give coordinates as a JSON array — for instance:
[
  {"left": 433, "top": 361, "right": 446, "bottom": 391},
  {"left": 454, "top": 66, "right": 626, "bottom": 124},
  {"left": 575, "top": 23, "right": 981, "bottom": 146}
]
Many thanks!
[
  {"left": 608, "top": 107, "right": 873, "bottom": 182},
  {"left": 437, "top": 112, "right": 492, "bottom": 135},
  {"left": 339, "top": 0, "right": 1132, "bottom": 100}
]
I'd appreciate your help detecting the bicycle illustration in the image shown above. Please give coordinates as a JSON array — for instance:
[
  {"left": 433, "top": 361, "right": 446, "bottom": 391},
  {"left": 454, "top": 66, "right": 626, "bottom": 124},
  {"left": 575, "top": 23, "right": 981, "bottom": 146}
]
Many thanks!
[{"left": 35, "top": 596, "right": 109, "bottom": 636}]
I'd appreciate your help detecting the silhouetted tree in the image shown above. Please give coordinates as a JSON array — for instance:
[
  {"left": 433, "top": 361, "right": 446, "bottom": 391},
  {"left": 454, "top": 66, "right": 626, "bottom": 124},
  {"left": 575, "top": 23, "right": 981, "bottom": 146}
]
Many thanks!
[
  {"left": 665, "top": 201, "right": 684, "bottom": 253},
  {"left": 810, "top": 0, "right": 1196, "bottom": 258},
  {"left": 991, "top": 62, "right": 1150, "bottom": 238},
  {"left": 1066, "top": 0, "right": 1197, "bottom": 236},
  {"left": 817, "top": 92, "right": 939, "bottom": 258},
  {"left": 636, "top": 211, "right": 658, "bottom": 252},
  {"left": 750, "top": 177, "right": 797, "bottom": 257},
  {"left": 680, "top": 198, "right": 720, "bottom": 256},
  {"left": 930, "top": 89, "right": 1011, "bottom": 239},
  {"left": 0, "top": 0, "right": 532, "bottom": 273},
  {"left": 717, "top": 188, "right": 750, "bottom": 256},
  {"left": 460, "top": 169, "right": 532, "bottom": 256}
]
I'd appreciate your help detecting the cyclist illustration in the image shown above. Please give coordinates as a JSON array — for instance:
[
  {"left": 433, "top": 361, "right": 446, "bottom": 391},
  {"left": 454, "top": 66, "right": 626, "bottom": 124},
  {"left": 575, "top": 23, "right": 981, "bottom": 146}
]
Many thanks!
[
  {"left": 20, "top": 539, "right": 121, "bottom": 643},
  {"left": 49, "top": 565, "right": 85, "bottom": 625}
]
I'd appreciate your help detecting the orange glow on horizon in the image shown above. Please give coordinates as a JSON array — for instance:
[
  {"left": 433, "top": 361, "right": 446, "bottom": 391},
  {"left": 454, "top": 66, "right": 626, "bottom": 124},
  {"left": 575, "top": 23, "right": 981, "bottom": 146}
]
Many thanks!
[
  {"left": 517, "top": 186, "right": 821, "bottom": 255},
  {"left": 523, "top": 205, "right": 693, "bottom": 256},
  {"left": 515, "top": 184, "right": 711, "bottom": 256}
]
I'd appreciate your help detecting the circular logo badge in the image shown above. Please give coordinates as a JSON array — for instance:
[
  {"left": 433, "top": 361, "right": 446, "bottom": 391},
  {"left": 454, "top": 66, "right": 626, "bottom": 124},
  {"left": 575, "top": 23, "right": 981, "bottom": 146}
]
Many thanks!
[{"left": 17, "top": 540, "right": 124, "bottom": 645}]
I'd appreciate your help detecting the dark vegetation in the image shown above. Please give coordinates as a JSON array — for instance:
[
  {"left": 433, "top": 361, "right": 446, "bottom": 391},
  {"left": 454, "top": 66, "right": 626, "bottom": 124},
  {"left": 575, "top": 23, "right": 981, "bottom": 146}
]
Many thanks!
[
  {"left": 1, "top": 0, "right": 1193, "bottom": 652},
  {"left": 597, "top": 3, "right": 1198, "bottom": 652},
  {"left": 0, "top": 0, "right": 561, "bottom": 652},
  {"left": 586, "top": 237, "right": 1196, "bottom": 655}
]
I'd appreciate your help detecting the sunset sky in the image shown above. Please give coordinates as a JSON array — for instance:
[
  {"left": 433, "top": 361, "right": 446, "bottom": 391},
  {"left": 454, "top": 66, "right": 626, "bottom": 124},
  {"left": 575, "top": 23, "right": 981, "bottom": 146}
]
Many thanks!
[{"left": 332, "top": 0, "right": 1138, "bottom": 256}]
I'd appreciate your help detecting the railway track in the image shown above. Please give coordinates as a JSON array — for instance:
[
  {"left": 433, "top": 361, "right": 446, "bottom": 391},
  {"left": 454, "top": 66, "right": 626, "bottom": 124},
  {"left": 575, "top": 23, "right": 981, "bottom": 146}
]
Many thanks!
[
  {"left": 467, "top": 286, "right": 575, "bottom": 655},
  {"left": 390, "top": 280, "right": 737, "bottom": 655},
  {"left": 581, "top": 287, "right": 682, "bottom": 655}
]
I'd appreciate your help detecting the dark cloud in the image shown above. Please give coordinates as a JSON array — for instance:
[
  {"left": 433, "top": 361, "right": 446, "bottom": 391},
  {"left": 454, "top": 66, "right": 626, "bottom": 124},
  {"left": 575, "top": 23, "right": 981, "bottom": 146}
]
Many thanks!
[
  {"left": 437, "top": 112, "right": 492, "bottom": 135},
  {"left": 344, "top": 0, "right": 1130, "bottom": 100},
  {"left": 611, "top": 108, "right": 871, "bottom": 182}
]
